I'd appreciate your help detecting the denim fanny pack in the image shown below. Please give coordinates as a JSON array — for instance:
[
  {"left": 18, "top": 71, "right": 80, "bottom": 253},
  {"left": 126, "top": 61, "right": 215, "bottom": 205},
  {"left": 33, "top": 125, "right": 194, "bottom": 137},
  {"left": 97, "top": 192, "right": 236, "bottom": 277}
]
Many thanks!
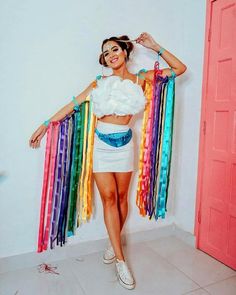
[{"left": 95, "top": 128, "right": 132, "bottom": 147}]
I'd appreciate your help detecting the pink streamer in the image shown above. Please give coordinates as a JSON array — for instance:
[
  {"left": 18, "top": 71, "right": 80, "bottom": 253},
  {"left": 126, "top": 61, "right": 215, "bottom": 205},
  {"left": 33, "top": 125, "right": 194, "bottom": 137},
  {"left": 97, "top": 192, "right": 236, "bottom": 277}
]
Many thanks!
[
  {"left": 42, "top": 122, "right": 60, "bottom": 250},
  {"left": 37, "top": 124, "right": 53, "bottom": 252},
  {"left": 37, "top": 122, "right": 60, "bottom": 252}
]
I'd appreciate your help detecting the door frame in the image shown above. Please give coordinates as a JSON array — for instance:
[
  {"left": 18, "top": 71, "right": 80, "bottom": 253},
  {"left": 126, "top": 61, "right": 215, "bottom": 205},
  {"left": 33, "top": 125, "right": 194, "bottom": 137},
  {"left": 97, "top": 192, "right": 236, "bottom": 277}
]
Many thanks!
[{"left": 194, "top": 0, "right": 217, "bottom": 247}]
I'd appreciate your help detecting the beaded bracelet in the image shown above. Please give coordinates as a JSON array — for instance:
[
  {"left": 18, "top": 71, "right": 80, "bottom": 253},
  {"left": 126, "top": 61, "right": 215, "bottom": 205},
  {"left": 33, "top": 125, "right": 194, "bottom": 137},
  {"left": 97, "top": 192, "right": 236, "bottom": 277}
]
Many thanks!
[
  {"left": 136, "top": 68, "right": 148, "bottom": 80},
  {"left": 43, "top": 119, "right": 50, "bottom": 127},
  {"left": 170, "top": 68, "right": 177, "bottom": 78},
  {"left": 72, "top": 96, "right": 80, "bottom": 111},
  {"left": 158, "top": 47, "right": 165, "bottom": 56}
]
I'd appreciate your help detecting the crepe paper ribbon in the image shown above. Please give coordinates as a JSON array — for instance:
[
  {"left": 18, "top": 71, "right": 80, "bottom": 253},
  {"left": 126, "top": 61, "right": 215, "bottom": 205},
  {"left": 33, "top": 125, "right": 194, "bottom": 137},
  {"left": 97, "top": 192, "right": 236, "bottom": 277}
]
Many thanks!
[
  {"left": 149, "top": 76, "right": 168, "bottom": 216},
  {"left": 84, "top": 101, "right": 97, "bottom": 220},
  {"left": 155, "top": 74, "right": 175, "bottom": 219},
  {"left": 37, "top": 263, "right": 60, "bottom": 275},
  {"left": 152, "top": 82, "right": 167, "bottom": 215},
  {"left": 42, "top": 122, "right": 60, "bottom": 251},
  {"left": 50, "top": 122, "right": 65, "bottom": 249},
  {"left": 136, "top": 78, "right": 152, "bottom": 215},
  {"left": 136, "top": 60, "right": 176, "bottom": 220},
  {"left": 77, "top": 100, "right": 89, "bottom": 225},
  {"left": 37, "top": 87, "right": 98, "bottom": 251},
  {"left": 61, "top": 118, "right": 74, "bottom": 244},
  {"left": 37, "top": 123, "right": 53, "bottom": 253},
  {"left": 37, "top": 121, "right": 60, "bottom": 252},
  {"left": 67, "top": 110, "right": 83, "bottom": 236},
  {"left": 49, "top": 117, "right": 74, "bottom": 248},
  {"left": 78, "top": 97, "right": 96, "bottom": 225},
  {"left": 57, "top": 118, "right": 70, "bottom": 246}
]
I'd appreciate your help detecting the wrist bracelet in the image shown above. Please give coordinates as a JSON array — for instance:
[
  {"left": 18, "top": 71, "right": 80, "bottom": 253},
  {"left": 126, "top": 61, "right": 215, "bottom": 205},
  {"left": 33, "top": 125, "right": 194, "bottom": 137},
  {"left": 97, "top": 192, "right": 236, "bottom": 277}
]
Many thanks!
[
  {"left": 170, "top": 67, "right": 177, "bottom": 78},
  {"left": 136, "top": 68, "right": 148, "bottom": 80},
  {"left": 72, "top": 96, "right": 80, "bottom": 111},
  {"left": 43, "top": 119, "right": 50, "bottom": 127},
  {"left": 158, "top": 47, "right": 165, "bottom": 56}
]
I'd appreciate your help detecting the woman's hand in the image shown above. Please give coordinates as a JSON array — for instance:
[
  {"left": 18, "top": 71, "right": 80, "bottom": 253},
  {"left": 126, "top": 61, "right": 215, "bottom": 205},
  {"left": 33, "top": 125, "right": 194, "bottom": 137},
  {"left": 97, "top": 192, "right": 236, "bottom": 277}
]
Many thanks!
[
  {"left": 136, "top": 32, "right": 159, "bottom": 51},
  {"left": 29, "top": 125, "right": 48, "bottom": 149},
  {"left": 136, "top": 32, "right": 187, "bottom": 77}
]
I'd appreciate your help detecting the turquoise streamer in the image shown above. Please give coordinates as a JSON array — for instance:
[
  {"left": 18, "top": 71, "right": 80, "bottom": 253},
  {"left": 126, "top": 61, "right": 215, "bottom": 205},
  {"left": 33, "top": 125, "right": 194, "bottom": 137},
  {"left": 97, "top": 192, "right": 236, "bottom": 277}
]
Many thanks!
[{"left": 155, "top": 74, "right": 175, "bottom": 219}]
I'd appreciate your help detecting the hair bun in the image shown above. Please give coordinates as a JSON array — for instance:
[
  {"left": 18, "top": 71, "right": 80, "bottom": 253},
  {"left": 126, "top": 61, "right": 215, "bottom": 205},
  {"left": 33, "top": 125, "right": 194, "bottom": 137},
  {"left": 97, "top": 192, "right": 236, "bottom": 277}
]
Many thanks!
[{"left": 118, "top": 35, "right": 134, "bottom": 54}]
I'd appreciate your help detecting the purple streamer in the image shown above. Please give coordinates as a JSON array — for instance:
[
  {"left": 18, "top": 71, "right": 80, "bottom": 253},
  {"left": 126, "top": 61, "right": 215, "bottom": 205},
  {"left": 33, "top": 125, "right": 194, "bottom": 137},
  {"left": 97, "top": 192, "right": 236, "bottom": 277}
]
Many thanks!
[
  {"left": 57, "top": 118, "right": 70, "bottom": 246},
  {"left": 148, "top": 76, "right": 168, "bottom": 216},
  {"left": 50, "top": 122, "right": 65, "bottom": 249},
  {"left": 60, "top": 117, "right": 74, "bottom": 245}
]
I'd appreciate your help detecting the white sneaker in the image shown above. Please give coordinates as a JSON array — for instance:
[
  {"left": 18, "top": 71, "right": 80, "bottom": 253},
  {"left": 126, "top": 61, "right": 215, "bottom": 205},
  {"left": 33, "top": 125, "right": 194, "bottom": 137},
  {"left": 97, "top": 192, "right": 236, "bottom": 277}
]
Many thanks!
[
  {"left": 103, "top": 244, "right": 116, "bottom": 264},
  {"left": 115, "top": 259, "right": 135, "bottom": 290}
]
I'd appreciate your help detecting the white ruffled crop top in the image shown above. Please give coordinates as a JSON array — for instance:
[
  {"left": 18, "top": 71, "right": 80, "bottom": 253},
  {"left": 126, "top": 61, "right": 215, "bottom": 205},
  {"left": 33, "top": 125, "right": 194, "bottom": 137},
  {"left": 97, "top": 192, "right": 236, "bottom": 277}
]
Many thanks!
[{"left": 90, "top": 75, "right": 147, "bottom": 118}]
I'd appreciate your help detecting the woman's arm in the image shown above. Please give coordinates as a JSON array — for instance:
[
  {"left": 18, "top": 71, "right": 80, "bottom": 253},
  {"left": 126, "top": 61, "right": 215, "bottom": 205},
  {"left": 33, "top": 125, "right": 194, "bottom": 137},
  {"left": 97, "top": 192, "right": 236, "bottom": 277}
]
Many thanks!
[
  {"left": 47, "top": 80, "right": 96, "bottom": 122},
  {"left": 29, "top": 80, "right": 96, "bottom": 149},
  {"left": 136, "top": 32, "right": 187, "bottom": 79}
]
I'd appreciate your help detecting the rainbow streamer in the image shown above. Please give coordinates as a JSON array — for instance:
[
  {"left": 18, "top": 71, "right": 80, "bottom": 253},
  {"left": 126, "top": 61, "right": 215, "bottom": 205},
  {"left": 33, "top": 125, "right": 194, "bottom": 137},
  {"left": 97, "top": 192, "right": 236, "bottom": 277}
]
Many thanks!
[
  {"left": 37, "top": 96, "right": 97, "bottom": 253},
  {"left": 37, "top": 63, "right": 176, "bottom": 252},
  {"left": 136, "top": 61, "right": 176, "bottom": 220}
]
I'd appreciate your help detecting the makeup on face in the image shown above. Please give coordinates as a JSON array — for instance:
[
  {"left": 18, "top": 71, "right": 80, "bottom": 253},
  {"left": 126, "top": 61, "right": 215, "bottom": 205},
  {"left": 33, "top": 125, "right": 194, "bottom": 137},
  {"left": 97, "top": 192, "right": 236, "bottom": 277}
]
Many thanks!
[{"left": 102, "top": 43, "right": 123, "bottom": 59}]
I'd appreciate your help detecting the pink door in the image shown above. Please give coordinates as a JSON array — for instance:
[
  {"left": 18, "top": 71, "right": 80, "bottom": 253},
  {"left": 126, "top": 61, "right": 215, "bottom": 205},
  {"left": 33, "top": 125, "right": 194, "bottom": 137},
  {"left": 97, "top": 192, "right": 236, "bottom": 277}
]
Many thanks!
[{"left": 195, "top": 0, "right": 236, "bottom": 270}]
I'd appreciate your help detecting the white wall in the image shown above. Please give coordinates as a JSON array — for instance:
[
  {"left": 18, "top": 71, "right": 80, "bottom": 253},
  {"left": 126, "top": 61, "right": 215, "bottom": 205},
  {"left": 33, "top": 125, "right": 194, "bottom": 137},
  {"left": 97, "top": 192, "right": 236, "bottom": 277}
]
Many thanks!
[{"left": 0, "top": 0, "right": 206, "bottom": 258}]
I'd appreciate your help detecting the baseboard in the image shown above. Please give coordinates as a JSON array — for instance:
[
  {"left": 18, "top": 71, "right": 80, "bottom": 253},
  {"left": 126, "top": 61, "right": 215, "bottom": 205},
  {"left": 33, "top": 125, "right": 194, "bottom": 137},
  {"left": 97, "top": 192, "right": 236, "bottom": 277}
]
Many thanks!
[{"left": 0, "top": 222, "right": 195, "bottom": 275}]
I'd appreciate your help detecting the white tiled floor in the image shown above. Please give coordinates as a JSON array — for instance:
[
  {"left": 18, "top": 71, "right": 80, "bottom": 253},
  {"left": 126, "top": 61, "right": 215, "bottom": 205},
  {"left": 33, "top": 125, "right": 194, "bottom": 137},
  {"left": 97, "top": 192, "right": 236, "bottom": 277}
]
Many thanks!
[{"left": 0, "top": 235, "right": 235, "bottom": 295}]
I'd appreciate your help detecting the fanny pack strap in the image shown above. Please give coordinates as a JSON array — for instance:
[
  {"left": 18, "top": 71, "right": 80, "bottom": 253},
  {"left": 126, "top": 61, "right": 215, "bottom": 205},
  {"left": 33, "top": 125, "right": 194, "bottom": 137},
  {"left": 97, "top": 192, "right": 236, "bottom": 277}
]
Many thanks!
[{"left": 95, "top": 128, "right": 132, "bottom": 147}]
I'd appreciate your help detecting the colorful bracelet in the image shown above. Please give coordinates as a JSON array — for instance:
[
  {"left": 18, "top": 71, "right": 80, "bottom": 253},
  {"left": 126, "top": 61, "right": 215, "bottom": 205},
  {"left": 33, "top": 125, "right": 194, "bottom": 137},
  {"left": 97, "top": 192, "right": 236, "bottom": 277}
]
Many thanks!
[
  {"left": 136, "top": 68, "right": 148, "bottom": 80},
  {"left": 170, "top": 68, "right": 177, "bottom": 78},
  {"left": 158, "top": 47, "right": 165, "bottom": 56},
  {"left": 72, "top": 96, "right": 80, "bottom": 111},
  {"left": 43, "top": 119, "right": 50, "bottom": 127}
]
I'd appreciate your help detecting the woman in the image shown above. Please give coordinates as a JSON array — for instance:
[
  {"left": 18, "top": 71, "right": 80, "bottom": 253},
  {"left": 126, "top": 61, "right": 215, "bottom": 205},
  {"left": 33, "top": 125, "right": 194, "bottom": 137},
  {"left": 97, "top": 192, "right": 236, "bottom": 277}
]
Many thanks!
[{"left": 29, "top": 32, "right": 187, "bottom": 290}]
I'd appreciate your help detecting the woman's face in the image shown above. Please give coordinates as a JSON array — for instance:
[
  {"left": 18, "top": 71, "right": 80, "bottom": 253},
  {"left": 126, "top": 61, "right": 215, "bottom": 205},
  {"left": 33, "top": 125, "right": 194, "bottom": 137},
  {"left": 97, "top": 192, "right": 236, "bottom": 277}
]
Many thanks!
[{"left": 102, "top": 40, "right": 127, "bottom": 69}]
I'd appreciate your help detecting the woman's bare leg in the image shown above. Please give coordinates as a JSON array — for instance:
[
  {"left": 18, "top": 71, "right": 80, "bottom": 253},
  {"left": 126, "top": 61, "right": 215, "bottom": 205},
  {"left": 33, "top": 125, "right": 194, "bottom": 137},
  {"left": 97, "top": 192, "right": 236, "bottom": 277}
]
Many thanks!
[
  {"left": 94, "top": 172, "right": 125, "bottom": 261},
  {"left": 114, "top": 172, "right": 132, "bottom": 232}
]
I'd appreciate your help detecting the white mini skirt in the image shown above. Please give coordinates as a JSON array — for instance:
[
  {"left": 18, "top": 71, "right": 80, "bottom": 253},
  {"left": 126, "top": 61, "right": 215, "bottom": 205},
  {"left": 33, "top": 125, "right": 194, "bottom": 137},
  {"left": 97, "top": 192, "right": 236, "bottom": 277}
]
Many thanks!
[{"left": 93, "top": 121, "right": 134, "bottom": 173}]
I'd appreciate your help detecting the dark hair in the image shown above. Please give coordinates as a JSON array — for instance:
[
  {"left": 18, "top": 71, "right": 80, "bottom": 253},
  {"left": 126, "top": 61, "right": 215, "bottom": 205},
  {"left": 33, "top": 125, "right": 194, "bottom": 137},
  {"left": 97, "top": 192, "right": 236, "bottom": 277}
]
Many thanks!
[{"left": 99, "top": 35, "right": 134, "bottom": 67}]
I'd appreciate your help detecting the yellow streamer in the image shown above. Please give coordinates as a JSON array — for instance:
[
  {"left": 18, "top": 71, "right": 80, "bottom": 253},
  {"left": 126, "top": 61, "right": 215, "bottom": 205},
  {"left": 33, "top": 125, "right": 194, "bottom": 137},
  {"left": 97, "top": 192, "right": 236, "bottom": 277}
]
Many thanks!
[
  {"left": 77, "top": 100, "right": 89, "bottom": 225},
  {"left": 76, "top": 81, "right": 97, "bottom": 226},
  {"left": 136, "top": 79, "right": 153, "bottom": 216}
]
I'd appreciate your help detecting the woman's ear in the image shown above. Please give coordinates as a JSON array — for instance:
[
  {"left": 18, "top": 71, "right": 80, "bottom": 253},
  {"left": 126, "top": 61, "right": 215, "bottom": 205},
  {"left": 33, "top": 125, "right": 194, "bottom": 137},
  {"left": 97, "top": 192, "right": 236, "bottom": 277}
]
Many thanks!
[{"left": 124, "top": 49, "right": 128, "bottom": 61}]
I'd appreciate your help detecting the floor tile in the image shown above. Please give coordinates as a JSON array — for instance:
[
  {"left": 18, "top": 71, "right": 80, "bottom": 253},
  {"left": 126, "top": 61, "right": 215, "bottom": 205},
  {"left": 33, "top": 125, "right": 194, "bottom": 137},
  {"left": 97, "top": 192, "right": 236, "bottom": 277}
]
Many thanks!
[
  {"left": 0, "top": 259, "right": 85, "bottom": 295},
  {"left": 68, "top": 242, "right": 199, "bottom": 295},
  {"left": 144, "top": 235, "right": 191, "bottom": 258},
  {"left": 182, "top": 288, "right": 210, "bottom": 294},
  {"left": 145, "top": 236, "right": 236, "bottom": 287},
  {"left": 204, "top": 275, "right": 236, "bottom": 295}
]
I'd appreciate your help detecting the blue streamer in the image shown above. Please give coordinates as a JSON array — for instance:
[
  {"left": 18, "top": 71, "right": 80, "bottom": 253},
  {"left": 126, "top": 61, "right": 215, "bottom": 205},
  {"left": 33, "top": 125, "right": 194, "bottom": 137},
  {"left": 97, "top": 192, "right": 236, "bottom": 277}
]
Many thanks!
[{"left": 155, "top": 75, "right": 175, "bottom": 219}]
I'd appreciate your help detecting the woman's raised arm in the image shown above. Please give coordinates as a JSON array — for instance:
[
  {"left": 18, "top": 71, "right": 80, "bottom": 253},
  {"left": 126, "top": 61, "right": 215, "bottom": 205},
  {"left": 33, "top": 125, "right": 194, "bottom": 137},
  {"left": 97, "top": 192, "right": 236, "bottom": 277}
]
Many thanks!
[
  {"left": 136, "top": 32, "right": 187, "bottom": 79},
  {"left": 29, "top": 80, "right": 96, "bottom": 149}
]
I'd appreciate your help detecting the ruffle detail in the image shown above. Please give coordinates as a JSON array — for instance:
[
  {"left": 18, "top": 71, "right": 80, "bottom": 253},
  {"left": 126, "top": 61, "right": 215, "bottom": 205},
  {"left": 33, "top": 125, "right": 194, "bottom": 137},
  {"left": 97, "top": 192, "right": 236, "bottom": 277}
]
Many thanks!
[{"left": 90, "top": 76, "right": 147, "bottom": 118}]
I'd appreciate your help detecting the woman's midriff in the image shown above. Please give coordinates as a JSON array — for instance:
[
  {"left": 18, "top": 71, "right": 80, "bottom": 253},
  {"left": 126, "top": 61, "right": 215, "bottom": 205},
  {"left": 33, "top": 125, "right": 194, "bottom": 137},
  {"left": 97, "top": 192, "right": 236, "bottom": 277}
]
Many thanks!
[{"left": 98, "top": 114, "right": 132, "bottom": 125}]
